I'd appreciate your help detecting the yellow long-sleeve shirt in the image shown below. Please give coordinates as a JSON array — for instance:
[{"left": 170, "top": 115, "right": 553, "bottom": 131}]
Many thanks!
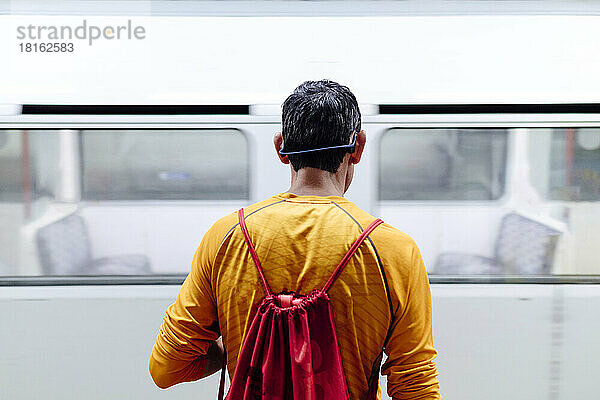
[{"left": 150, "top": 193, "right": 441, "bottom": 399}]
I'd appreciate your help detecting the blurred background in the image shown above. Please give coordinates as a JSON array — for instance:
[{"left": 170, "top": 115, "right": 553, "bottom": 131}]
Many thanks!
[{"left": 1, "top": 1, "right": 600, "bottom": 400}]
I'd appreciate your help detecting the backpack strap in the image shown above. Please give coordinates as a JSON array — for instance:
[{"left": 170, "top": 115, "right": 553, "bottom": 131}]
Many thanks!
[
  {"left": 238, "top": 208, "right": 273, "bottom": 297},
  {"left": 322, "top": 218, "right": 384, "bottom": 293},
  {"left": 217, "top": 349, "right": 227, "bottom": 400}
]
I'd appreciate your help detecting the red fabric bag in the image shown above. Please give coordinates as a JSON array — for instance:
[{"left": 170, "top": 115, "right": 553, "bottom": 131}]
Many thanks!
[{"left": 218, "top": 208, "right": 384, "bottom": 400}]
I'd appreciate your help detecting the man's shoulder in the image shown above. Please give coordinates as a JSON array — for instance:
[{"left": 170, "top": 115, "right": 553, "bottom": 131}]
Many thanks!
[
  {"left": 341, "top": 203, "right": 420, "bottom": 277},
  {"left": 373, "top": 222, "right": 418, "bottom": 251},
  {"left": 342, "top": 202, "right": 417, "bottom": 250},
  {"left": 207, "top": 196, "right": 285, "bottom": 241}
]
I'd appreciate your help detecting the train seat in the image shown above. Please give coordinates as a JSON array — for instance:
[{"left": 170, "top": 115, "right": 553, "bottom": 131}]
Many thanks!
[
  {"left": 35, "top": 213, "right": 151, "bottom": 275},
  {"left": 432, "top": 253, "right": 502, "bottom": 275},
  {"left": 434, "top": 212, "right": 562, "bottom": 275}
]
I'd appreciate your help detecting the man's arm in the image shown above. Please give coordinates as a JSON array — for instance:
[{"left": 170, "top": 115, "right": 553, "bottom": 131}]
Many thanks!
[
  {"left": 149, "top": 229, "right": 224, "bottom": 389},
  {"left": 382, "top": 242, "right": 441, "bottom": 400},
  {"left": 202, "top": 337, "right": 225, "bottom": 378}
]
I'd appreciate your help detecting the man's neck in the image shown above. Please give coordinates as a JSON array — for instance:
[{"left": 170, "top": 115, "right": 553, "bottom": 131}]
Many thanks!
[{"left": 287, "top": 166, "right": 346, "bottom": 197}]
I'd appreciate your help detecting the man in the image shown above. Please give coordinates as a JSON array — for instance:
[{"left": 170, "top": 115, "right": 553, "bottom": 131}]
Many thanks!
[{"left": 149, "top": 80, "right": 441, "bottom": 399}]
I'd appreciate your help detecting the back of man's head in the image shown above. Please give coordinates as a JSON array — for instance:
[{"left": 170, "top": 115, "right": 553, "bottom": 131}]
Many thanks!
[{"left": 282, "top": 80, "right": 361, "bottom": 173}]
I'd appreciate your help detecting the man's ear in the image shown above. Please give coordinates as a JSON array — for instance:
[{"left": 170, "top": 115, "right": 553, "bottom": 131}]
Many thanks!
[
  {"left": 349, "top": 130, "right": 366, "bottom": 164},
  {"left": 274, "top": 132, "right": 290, "bottom": 164}
]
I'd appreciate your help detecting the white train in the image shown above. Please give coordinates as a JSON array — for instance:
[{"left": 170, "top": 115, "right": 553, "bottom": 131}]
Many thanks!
[
  {"left": 2, "top": 4, "right": 600, "bottom": 400},
  {"left": 1, "top": 105, "right": 599, "bottom": 400}
]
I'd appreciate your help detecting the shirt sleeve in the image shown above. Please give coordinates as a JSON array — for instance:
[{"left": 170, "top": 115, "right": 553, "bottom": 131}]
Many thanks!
[
  {"left": 382, "top": 241, "right": 441, "bottom": 400},
  {"left": 149, "top": 228, "right": 221, "bottom": 389}
]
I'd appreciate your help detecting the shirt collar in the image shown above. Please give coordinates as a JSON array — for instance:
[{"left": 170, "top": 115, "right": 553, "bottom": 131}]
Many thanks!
[{"left": 275, "top": 192, "right": 349, "bottom": 204}]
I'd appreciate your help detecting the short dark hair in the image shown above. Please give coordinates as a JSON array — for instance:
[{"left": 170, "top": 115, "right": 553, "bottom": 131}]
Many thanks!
[{"left": 281, "top": 80, "right": 361, "bottom": 173}]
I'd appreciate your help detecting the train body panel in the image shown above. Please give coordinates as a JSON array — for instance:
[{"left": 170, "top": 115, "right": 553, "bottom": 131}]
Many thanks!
[{"left": 1, "top": 283, "right": 597, "bottom": 400}]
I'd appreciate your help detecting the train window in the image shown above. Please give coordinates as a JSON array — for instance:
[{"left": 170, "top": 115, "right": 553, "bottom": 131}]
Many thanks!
[
  {"left": 546, "top": 128, "right": 600, "bottom": 202},
  {"left": 0, "top": 130, "right": 61, "bottom": 204},
  {"left": 379, "top": 128, "right": 508, "bottom": 201},
  {"left": 378, "top": 127, "right": 600, "bottom": 277},
  {"left": 81, "top": 129, "right": 249, "bottom": 200},
  {"left": 1, "top": 128, "right": 250, "bottom": 277}
]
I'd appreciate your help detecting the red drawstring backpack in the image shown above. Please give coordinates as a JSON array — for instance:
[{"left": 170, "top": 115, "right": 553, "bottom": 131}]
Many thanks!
[{"left": 217, "top": 208, "right": 384, "bottom": 400}]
